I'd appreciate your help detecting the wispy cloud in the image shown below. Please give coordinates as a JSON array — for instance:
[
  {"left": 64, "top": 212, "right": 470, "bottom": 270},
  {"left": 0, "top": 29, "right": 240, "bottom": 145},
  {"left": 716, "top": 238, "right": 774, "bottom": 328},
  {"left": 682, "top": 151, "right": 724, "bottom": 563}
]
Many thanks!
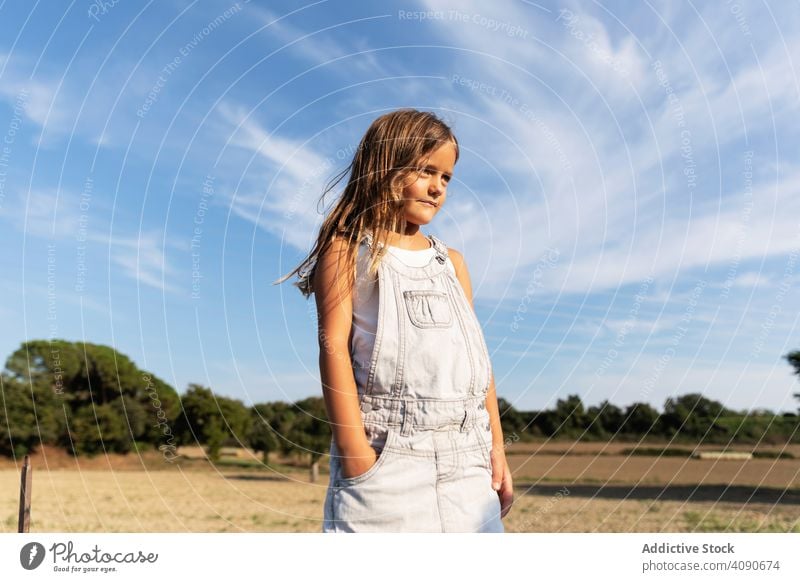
[
  {"left": 2, "top": 188, "right": 182, "bottom": 293},
  {"left": 247, "top": 3, "right": 394, "bottom": 76},
  {"left": 0, "top": 53, "right": 88, "bottom": 147},
  {"left": 101, "top": 229, "right": 183, "bottom": 294},
  {"left": 406, "top": 0, "right": 800, "bottom": 302},
  {"left": 214, "top": 100, "right": 333, "bottom": 249}
]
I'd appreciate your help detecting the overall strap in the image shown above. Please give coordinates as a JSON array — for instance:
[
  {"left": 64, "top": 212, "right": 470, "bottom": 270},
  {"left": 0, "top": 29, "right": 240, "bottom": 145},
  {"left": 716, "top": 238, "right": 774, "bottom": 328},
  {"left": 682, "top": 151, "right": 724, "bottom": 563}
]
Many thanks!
[
  {"left": 361, "top": 230, "right": 384, "bottom": 250},
  {"left": 427, "top": 234, "right": 449, "bottom": 265},
  {"left": 362, "top": 230, "right": 448, "bottom": 265}
]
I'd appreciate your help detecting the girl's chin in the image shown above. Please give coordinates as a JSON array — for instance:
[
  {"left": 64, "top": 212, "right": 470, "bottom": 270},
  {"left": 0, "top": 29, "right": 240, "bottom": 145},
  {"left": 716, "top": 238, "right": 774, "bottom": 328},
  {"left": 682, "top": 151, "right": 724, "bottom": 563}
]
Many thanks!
[
  {"left": 404, "top": 215, "right": 432, "bottom": 226},
  {"left": 405, "top": 209, "right": 438, "bottom": 224}
]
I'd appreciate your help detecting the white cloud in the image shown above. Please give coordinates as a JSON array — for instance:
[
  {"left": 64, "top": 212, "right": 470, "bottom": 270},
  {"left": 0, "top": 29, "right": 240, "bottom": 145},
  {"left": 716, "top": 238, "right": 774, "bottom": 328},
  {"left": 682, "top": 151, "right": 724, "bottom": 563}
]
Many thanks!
[
  {"left": 11, "top": 188, "right": 80, "bottom": 238},
  {"left": 729, "top": 271, "right": 772, "bottom": 289},
  {"left": 0, "top": 54, "right": 86, "bottom": 147},
  {"left": 400, "top": 0, "right": 800, "bottom": 306},
  {"left": 97, "top": 229, "right": 182, "bottom": 294},
  {"left": 213, "top": 100, "right": 340, "bottom": 250},
  {"left": 248, "top": 3, "right": 393, "bottom": 76},
  {"left": 217, "top": 101, "right": 329, "bottom": 182},
  {"left": 1, "top": 187, "right": 182, "bottom": 293}
]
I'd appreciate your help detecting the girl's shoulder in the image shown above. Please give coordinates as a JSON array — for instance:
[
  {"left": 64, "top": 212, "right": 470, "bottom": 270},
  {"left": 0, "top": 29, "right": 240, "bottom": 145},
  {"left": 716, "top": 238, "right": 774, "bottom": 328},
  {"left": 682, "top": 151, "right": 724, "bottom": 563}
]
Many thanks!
[
  {"left": 320, "top": 234, "right": 354, "bottom": 262},
  {"left": 444, "top": 245, "right": 463, "bottom": 276},
  {"left": 324, "top": 232, "right": 373, "bottom": 260}
]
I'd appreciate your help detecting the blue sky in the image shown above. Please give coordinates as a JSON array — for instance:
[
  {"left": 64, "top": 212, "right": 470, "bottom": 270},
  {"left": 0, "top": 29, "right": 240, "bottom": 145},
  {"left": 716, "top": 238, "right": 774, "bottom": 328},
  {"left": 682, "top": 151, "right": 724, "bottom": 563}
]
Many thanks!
[{"left": 0, "top": 0, "right": 799, "bottom": 414}]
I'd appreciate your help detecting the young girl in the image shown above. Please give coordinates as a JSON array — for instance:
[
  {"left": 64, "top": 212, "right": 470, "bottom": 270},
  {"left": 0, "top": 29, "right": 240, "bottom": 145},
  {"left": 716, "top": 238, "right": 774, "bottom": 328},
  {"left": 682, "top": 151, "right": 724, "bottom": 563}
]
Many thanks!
[{"left": 277, "top": 109, "right": 513, "bottom": 532}]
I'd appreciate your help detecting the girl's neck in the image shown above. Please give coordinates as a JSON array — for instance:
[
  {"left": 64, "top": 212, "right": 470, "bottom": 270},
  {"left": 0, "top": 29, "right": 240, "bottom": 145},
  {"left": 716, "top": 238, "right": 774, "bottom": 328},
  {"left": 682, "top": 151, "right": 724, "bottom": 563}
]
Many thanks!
[{"left": 374, "top": 226, "right": 430, "bottom": 250}]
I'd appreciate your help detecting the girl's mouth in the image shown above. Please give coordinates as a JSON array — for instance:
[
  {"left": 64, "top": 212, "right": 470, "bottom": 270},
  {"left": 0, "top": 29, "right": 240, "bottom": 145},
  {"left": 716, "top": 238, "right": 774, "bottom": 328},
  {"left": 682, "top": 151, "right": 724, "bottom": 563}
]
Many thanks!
[{"left": 418, "top": 200, "right": 437, "bottom": 207}]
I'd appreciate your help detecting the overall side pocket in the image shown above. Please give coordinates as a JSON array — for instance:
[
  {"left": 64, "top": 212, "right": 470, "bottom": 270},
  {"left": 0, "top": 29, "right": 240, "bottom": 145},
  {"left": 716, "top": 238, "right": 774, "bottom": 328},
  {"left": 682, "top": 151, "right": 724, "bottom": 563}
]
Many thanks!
[
  {"left": 475, "top": 421, "right": 495, "bottom": 476},
  {"left": 334, "top": 427, "right": 399, "bottom": 488}
]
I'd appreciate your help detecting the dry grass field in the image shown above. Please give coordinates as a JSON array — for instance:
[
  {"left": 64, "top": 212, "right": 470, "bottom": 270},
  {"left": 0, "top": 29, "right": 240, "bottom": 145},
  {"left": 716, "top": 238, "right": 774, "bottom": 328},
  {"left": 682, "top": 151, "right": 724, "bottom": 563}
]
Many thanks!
[{"left": 1, "top": 442, "right": 797, "bottom": 533}]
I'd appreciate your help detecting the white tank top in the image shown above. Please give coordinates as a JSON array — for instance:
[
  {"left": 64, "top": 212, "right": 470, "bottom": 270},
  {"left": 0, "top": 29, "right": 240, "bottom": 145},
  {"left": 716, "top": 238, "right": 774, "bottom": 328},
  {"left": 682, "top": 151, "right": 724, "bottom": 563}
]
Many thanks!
[{"left": 350, "top": 240, "right": 457, "bottom": 372}]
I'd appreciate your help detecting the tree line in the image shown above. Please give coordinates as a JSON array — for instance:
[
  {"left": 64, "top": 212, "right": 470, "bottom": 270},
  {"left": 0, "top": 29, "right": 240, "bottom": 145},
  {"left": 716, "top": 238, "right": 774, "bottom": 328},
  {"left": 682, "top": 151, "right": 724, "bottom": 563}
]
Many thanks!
[{"left": 2, "top": 340, "right": 799, "bottom": 469}]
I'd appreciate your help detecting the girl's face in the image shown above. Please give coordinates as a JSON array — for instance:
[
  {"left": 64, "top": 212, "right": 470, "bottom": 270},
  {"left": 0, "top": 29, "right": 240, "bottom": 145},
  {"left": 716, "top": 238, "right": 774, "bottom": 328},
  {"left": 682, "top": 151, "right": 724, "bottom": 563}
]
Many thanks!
[{"left": 400, "top": 142, "right": 456, "bottom": 227}]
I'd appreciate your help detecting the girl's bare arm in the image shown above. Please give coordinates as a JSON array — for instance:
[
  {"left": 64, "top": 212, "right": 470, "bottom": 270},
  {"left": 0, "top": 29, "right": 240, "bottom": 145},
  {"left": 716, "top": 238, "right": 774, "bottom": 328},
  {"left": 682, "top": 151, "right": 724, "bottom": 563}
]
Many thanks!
[
  {"left": 450, "top": 247, "right": 514, "bottom": 514},
  {"left": 313, "top": 237, "right": 376, "bottom": 477}
]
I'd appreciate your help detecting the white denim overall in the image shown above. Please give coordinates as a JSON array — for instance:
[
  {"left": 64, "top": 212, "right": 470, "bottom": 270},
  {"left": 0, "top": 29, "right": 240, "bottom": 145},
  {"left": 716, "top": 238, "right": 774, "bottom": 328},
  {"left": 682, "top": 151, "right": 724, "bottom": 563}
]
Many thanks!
[{"left": 322, "top": 231, "right": 504, "bottom": 533}]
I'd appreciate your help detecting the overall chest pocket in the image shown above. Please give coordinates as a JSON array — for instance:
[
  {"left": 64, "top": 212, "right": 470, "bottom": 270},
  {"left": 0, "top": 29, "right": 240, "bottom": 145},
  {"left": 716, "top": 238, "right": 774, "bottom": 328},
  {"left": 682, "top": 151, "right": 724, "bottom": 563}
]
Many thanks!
[{"left": 403, "top": 290, "right": 453, "bottom": 328}]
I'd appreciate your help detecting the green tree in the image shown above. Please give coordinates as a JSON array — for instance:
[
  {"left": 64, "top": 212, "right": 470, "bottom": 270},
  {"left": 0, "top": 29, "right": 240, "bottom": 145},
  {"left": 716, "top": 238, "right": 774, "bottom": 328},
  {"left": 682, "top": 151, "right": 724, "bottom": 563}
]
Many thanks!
[
  {"left": 535, "top": 394, "right": 589, "bottom": 438},
  {"left": 620, "top": 402, "right": 660, "bottom": 437},
  {"left": 174, "top": 384, "right": 251, "bottom": 462},
  {"left": 248, "top": 401, "right": 293, "bottom": 465},
  {"left": 288, "top": 396, "right": 331, "bottom": 482},
  {"left": 785, "top": 350, "right": 800, "bottom": 376},
  {"left": 587, "top": 400, "right": 624, "bottom": 438},
  {"left": 556, "top": 394, "right": 588, "bottom": 437},
  {"left": 496, "top": 397, "right": 527, "bottom": 439},
  {"left": 0, "top": 373, "right": 61, "bottom": 457},
  {"left": 786, "top": 350, "right": 800, "bottom": 411},
  {"left": 661, "top": 393, "right": 732, "bottom": 441},
  {"left": 68, "top": 402, "right": 131, "bottom": 455},
  {"left": 3, "top": 340, "right": 181, "bottom": 457}
]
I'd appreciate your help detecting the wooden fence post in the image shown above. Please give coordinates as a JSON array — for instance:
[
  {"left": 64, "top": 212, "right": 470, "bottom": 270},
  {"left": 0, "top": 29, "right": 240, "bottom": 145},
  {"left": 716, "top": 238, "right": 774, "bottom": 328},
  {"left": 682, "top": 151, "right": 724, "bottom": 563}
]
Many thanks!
[{"left": 18, "top": 455, "right": 31, "bottom": 533}]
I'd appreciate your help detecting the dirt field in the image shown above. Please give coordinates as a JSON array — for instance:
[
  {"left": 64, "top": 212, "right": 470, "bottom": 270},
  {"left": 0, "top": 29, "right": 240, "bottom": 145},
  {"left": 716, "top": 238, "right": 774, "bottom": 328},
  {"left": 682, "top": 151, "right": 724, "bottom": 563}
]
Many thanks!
[{"left": 1, "top": 443, "right": 797, "bottom": 533}]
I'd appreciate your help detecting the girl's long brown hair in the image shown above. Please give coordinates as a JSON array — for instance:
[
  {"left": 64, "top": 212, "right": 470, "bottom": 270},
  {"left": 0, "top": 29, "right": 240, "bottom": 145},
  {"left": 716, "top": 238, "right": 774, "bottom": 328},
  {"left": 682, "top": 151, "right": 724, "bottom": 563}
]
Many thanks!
[{"left": 272, "top": 109, "right": 459, "bottom": 298}]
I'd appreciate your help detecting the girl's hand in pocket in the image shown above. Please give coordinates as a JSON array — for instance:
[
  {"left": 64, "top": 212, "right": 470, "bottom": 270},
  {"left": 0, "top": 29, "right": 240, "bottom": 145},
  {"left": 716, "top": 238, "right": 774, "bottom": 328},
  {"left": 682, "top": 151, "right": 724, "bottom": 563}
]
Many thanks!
[{"left": 340, "top": 442, "right": 378, "bottom": 479}]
